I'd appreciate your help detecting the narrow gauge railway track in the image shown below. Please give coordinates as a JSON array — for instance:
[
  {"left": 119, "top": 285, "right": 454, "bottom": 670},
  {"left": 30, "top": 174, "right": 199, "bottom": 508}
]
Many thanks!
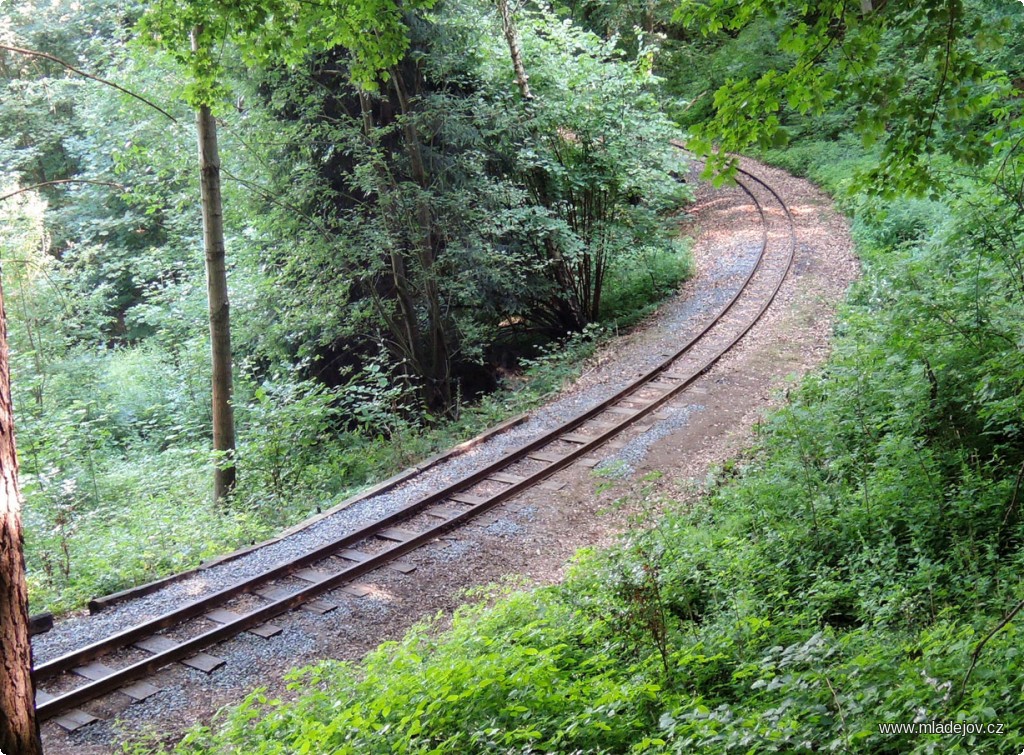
[{"left": 34, "top": 160, "right": 797, "bottom": 730}]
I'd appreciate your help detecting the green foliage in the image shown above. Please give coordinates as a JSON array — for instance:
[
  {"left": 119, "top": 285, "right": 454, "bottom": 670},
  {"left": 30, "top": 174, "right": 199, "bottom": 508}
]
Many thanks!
[
  {"left": 658, "top": 17, "right": 794, "bottom": 131},
  {"left": 2, "top": 0, "right": 696, "bottom": 614},
  {"left": 137, "top": 588, "right": 667, "bottom": 754},
  {"left": 599, "top": 239, "right": 693, "bottom": 326},
  {"left": 138, "top": 0, "right": 437, "bottom": 103},
  {"left": 504, "top": 9, "right": 692, "bottom": 327},
  {"left": 558, "top": 0, "right": 678, "bottom": 55},
  {"left": 10, "top": 290, "right": 621, "bottom": 613},
  {"left": 234, "top": 378, "right": 348, "bottom": 523},
  {"left": 223, "top": 0, "right": 694, "bottom": 412},
  {"left": 672, "top": 0, "right": 1021, "bottom": 196},
  {"left": 23, "top": 450, "right": 266, "bottom": 614},
  {"left": 6, "top": 22, "right": 1024, "bottom": 755}
]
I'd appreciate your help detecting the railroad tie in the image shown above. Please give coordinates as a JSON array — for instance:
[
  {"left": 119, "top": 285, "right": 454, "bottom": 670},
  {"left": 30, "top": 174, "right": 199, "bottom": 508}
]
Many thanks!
[
  {"left": 426, "top": 506, "right": 464, "bottom": 520},
  {"left": 527, "top": 451, "right": 565, "bottom": 463},
  {"left": 72, "top": 662, "right": 162, "bottom": 703},
  {"left": 338, "top": 548, "right": 372, "bottom": 562},
  {"left": 207, "top": 606, "right": 283, "bottom": 638},
  {"left": 132, "top": 635, "right": 225, "bottom": 673},
  {"left": 559, "top": 432, "right": 594, "bottom": 444},
  {"left": 449, "top": 492, "right": 488, "bottom": 506},
  {"left": 377, "top": 526, "right": 419, "bottom": 543},
  {"left": 36, "top": 689, "right": 98, "bottom": 732},
  {"left": 293, "top": 567, "right": 333, "bottom": 584},
  {"left": 487, "top": 472, "right": 525, "bottom": 485}
]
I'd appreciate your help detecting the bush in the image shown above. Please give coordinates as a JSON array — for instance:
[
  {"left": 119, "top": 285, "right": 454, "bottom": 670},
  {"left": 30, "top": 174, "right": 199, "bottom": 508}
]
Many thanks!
[
  {"left": 23, "top": 449, "right": 267, "bottom": 614},
  {"left": 600, "top": 240, "right": 694, "bottom": 326}
]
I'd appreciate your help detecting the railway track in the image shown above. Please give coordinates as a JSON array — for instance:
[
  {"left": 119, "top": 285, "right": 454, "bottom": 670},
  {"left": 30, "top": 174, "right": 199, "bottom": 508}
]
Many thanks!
[{"left": 33, "top": 159, "right": 797, "bottom": 731}]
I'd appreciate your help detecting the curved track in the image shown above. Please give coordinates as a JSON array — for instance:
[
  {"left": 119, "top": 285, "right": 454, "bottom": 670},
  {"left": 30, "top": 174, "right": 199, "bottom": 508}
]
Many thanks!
[{"left": 33, "top": 158, "right": 797, "bottom": 729}]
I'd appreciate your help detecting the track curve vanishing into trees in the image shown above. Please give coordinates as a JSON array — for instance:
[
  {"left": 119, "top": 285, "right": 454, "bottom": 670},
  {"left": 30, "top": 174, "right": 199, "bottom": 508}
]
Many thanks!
[{"left": 33, "top": 156, "right": 808, "bottom": 739}]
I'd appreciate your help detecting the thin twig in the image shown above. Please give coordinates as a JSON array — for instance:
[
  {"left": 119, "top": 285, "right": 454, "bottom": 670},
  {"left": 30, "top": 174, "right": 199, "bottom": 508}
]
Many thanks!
[
  {"left": 924, "top": 0, "right": 957, "bottom": 140},
  {"left": 825, "top": 675, "right": 849, "bottom": 748},
  {"left": 0, "top": 179, "right": 125, "bottom": 203},
  {"left": 0, "top": 43, "right": 178, "bottom": 123},
  {"left": 999, "top": 459, "right": 1024, "bottom": 531},
  {"left": 959, "top": 597, "right": 1024, "bottom": 701},
  {"left": 680, "top": 90, "right": 707, "bottom": 114},
  {"left": 219, "top": 167, "right": 336, "bottom": 243}
]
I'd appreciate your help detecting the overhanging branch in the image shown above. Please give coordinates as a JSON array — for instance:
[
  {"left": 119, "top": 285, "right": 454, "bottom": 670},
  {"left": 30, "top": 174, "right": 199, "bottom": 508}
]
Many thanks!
[
  {"left": 0, "top": 43, "right": 178, "bottom": 123},
  {"left": 0, "top": 179, "right": 126, "bottom": 203}
]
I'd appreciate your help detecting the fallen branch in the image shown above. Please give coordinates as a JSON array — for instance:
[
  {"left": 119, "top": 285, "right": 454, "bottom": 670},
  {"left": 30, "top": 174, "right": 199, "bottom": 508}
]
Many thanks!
[{"left": 959, "top": 597, "right": 1024, "bottom": 701}]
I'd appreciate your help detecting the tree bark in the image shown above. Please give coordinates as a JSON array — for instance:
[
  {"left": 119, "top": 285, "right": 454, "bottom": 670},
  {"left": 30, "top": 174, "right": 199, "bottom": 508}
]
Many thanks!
[
  {"left": 496, "top": 0, "right": 532, "bottom": 100},
  {"left": 193, "top": 28, "right": 236, "bottom": 503},
  {"left": 0, "top": 277, "right": 42, "bottom": 755}
]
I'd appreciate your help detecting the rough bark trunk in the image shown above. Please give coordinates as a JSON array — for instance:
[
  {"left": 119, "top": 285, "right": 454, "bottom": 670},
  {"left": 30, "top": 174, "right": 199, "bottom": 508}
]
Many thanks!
[
  {"left": 193, "top": 28, "right": 236, "bottom": 503},
  {"left": 0, "top": 278, "right": 42, "bottom": 755},
  {"left": 496, "top": 0, "right": 532, "bottom": 100}
]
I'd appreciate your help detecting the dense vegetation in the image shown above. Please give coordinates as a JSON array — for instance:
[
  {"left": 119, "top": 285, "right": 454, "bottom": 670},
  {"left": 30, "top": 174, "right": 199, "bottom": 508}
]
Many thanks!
[
  {"left": 110, "top": 0, "right": 1024, "bottom": 752},
  {"left": 4, "top": 0, "right": 1024, "bottom": 750},
  {"left": 0, "top": 0, "right": 692, "bottom": 612}
]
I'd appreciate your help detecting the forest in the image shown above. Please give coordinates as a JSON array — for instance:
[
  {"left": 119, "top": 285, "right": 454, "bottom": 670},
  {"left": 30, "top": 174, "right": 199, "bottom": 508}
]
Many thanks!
[
  {"left": 1, "top": 0, "right": 691, "bottom": 614},
  {"left": 2, "top": 0, "right": 1024, "bottom": 752}
]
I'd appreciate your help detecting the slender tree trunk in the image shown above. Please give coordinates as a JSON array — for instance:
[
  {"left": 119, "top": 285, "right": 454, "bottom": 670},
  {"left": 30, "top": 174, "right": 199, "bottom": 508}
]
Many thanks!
[
  {"left": 0, "top": 278, "right": 42, "bottom": 755},
  {"left": 496, "top": 0, "right": 532, "bottom": 100},
  {"left": 193, "top": 28, "right": 236, "bottom": 503},
  {"left": 643, "top": 0, "right": 658, "bottom": 33}
]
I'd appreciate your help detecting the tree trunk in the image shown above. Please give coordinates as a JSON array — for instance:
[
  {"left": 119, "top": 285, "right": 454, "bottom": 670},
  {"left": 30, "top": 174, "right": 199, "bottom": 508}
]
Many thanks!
[
  {"left": 645, "top": 0, "right": 655, "bottom": 34},
  {"left": 496, "top": 0, "right": 532, "bottom": 100},
  {"left": 0, "top": 278, "right": 42, "bottom": 755},
  {"left": 193, "top": 28, "right": 236, "bottom": 503}
]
